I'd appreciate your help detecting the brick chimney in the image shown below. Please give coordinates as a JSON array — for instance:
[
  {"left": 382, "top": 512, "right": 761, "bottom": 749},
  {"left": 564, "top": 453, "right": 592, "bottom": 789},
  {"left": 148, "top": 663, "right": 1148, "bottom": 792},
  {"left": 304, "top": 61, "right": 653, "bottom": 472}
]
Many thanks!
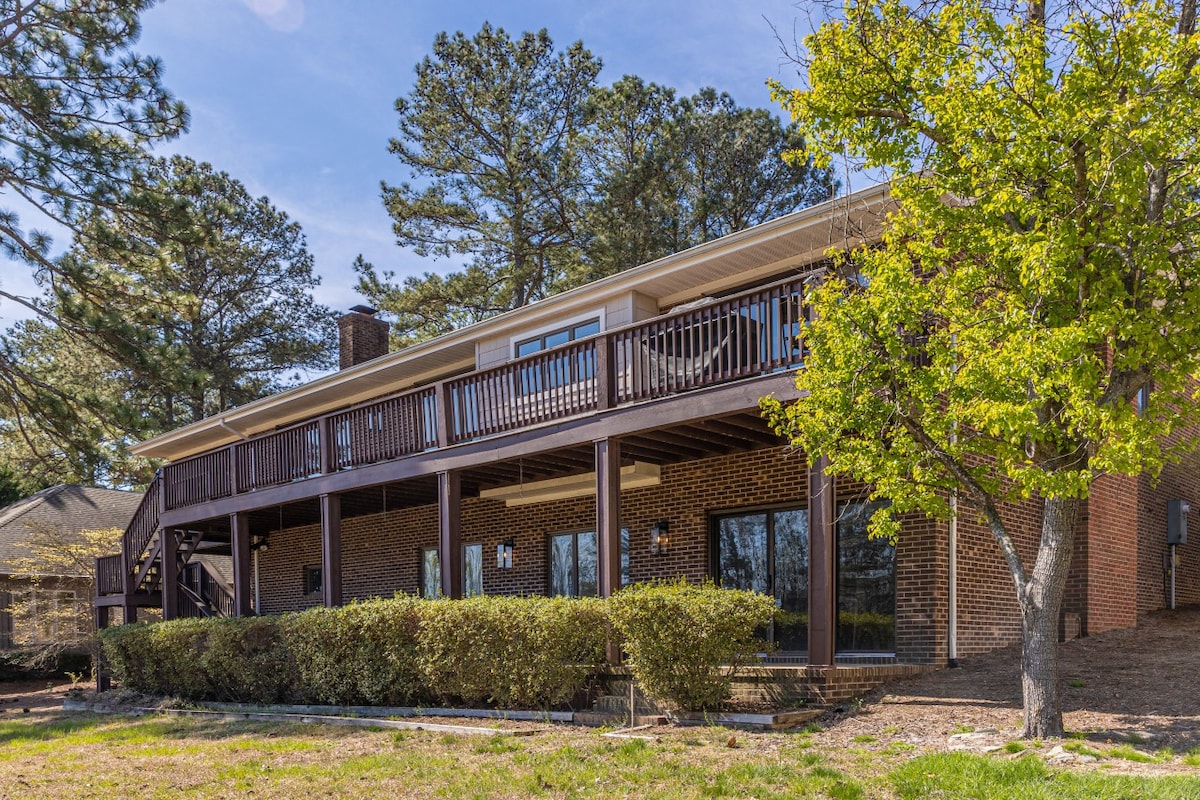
[{"left": 338, "top": 305, "right": 389, "bottom": 369}]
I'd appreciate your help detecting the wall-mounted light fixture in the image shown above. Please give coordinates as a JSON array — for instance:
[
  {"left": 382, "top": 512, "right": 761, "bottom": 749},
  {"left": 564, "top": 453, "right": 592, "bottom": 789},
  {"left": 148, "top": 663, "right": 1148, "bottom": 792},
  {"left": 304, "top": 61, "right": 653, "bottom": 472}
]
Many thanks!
[
  {"left": 250, "top": 535, "right": 269, "bottom": 553},
  {"left": 496, "top": 538, "right": 515, "bottom": 569},
  {"left": 649, "top": 521, "right": 670, "bottom": 555}
]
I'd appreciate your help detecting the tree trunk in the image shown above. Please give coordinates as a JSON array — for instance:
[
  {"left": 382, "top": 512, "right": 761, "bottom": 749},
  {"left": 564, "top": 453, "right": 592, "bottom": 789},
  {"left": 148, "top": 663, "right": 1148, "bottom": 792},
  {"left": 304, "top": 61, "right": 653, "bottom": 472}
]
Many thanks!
[{"left": 1019, "top": 495, "right": 1079, "bottom": 738}]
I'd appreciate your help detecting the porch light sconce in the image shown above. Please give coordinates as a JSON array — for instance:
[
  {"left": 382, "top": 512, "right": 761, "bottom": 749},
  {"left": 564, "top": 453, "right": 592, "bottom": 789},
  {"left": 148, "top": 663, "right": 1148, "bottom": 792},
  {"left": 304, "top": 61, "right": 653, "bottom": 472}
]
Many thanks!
[
  {"left": 250, "top": 535, "right": 269, "bottom": 553},
  {"left": 497, "top": 538, "right": 514, "bottom": 570},
  {"left": 649, "top": 521, "right": 670, "bottom": 555}
]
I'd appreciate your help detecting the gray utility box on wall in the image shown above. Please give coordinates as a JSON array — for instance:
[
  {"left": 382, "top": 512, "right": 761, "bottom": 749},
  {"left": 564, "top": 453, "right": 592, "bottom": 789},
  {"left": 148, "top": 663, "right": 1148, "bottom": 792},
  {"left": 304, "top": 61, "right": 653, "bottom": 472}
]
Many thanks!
[{"left": 1168, "top": 499, "right": 1190, "bottom": 545}]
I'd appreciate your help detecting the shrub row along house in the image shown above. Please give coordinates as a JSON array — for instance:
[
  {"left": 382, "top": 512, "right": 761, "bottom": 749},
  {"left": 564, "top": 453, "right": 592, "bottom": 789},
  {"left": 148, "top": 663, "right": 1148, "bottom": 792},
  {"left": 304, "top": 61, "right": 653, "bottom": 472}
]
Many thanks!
[{"left": 94, "top": 185, "right": 1200, "bottom": 701}]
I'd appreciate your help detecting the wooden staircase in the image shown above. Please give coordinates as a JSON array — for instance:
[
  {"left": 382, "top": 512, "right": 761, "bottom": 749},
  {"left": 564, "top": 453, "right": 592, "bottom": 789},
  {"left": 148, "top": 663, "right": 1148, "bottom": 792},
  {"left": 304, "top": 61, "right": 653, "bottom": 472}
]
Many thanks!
[{"left": 95, "top": 472, "right": 235, "bottom": 620}]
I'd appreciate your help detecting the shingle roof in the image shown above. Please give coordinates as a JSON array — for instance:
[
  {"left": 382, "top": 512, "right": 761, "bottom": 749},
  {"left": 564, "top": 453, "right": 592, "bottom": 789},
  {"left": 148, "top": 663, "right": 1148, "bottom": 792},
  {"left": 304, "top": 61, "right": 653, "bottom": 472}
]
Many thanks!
[{"left": 0, "top": 485, "right": 143, "bottom": 577}]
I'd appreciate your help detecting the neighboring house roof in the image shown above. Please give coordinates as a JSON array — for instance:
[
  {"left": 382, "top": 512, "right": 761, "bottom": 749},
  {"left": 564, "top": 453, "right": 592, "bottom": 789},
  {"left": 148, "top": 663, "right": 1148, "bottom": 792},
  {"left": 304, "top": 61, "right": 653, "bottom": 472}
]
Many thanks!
[
  {"left": 0, "top": 485, "right": 143, "bottom": 578},
  {"left": 132, "top": 182, "right": 895, "bottom": 462}
]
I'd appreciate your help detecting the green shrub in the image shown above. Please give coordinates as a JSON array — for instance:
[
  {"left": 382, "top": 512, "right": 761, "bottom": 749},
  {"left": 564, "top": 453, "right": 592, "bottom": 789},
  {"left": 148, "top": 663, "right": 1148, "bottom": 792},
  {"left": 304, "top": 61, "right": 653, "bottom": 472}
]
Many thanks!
[
  {"left": 417, "top": 594, "right": 607, "bottom": 708},
  {"left": 606, "top": 579, "right": 776, "bottom": 711},
  {"left": 283, "top": 596, "right": 425, "bottom": 706},
  {"left": 100, "top": 616, "right": 295, "bottom": 702}
]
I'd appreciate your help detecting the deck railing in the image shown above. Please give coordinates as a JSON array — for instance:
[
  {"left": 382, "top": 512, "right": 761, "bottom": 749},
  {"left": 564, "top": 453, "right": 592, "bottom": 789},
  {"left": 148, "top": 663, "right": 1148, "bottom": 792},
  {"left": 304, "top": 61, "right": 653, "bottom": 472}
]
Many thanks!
[
  {"left": 164, "top": 449, "right": 231, "bottom": 511},
  {"left": 122, "top": 475, "right": 161, "bottom": 574},
  {"left": 154, "top": 274, "right": 812, "bottom": 513},
  {"left": 96, "top": 554, "right": 124, "bottom": 596},
  {"left": 236, "top": 420, "right": 321, "bottom": 492},
  {"left": 329, "top": 388, "right": 437, "bottom": 470},
  {"left": 447, "top": 340, "right": 599, "bottom": 444}
]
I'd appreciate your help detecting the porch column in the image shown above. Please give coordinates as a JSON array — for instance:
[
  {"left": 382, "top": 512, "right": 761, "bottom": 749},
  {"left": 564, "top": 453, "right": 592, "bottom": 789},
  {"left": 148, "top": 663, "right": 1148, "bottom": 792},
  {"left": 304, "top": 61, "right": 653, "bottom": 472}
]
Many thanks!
[
  {"left": 320, "top": 493, "right": 343, "bottom": 607},
  {"left": 438, "top": 471, "right": 463, "bottom": 599},
  {"left": 160, "top": 529, "right": 178, "bottom": 620},
  {"left": 595, "top": 438, "right": 622, "bottom": 598},
  {"left": 808, "top": 455, "right": 837, "bottom": 666},
  {"left": 230, "top": 511, "right": 253, "bottom": 616},
  {"left": 94, "top": 605, "right": 111, "bottom": 692}
]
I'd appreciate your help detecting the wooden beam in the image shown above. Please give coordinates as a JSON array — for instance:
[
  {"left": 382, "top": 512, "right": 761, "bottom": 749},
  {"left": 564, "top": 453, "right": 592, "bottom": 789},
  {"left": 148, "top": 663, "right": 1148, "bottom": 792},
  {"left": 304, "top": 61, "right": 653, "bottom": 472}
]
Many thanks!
[
  {"left": 808, "top": 456, "right": 837, "bottom": 667},
  {"left": 160, "top": 529, "right": 178, "bottom": 620},
  {"left": 320, "top": 493, "right": 343, "bottom": 607},
  {"left": 595, "top": 439, "right": 622, "bottom": 598},
  {"left": 161, "top": 373, "right": 801, "bottom": 528},
  {"left": 230, "top": 511, "right": 253, "bottom": 617},
  {"left": 438, "top": 471, "right": 463, "bottom": 599}
]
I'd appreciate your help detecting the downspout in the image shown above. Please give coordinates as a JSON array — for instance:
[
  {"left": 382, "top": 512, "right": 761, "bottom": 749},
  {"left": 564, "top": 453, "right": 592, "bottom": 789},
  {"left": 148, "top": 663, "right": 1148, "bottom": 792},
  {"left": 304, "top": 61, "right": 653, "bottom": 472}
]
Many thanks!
[
  {"left": 948, "top": 492, "right": 959, "bottom": 668},
  {"left": 218, "top": 417, "right": 250, "bottom": 441},
  {"left": 947, "top": 332, "right": 960, "bottom": 668},
  {"left": 254, "top": 547, "right": 261, "bottom": 616}
]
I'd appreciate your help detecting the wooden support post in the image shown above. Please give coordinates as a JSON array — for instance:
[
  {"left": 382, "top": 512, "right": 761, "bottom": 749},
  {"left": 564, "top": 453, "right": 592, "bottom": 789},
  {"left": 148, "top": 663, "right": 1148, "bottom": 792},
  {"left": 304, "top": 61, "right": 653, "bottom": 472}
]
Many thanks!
[
  {"left": 94, "top": 605, "right": 111, "bottom": 692},
  {"left": 318, "top": 416, "right": 332, "bottom": 474},
  {"left": 320, "top": 493, "right": 343, "bottom": 607},
  {"left": 228, "top": 443, "right": 240, "bottom": 496},
  {"left": 231, "top": 512, "right": 253, "bottom": 617},
  {"left": 808, "top": 455, "right": 837, "bottom": 666},
  {"left": 160, "top": 529, "right": 178, "bottom": 620},
  {"left": 438, "top": 471, "right": 462, "bottom": 599},
  {"left": 595, "top": 333, "right": 612, "bottom": 411},
  {"left": 595, "top": 438, "right": 622, "bottom": 598},
  {"left": 434, "top": 381, "right": 453, "bottom": 448}
]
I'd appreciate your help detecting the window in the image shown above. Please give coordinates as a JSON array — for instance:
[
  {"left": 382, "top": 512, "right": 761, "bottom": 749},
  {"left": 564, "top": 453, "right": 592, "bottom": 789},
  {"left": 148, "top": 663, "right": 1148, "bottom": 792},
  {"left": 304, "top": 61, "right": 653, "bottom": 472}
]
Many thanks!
[
  {"left": 464, "top": 543, "right": 483, "bottom": 597},
  {"left": 548, "top": 529, "right": 629, "bottom": 597},
  {"left": 515, "top": 318, "right": 601, "bottom": 358},
  {"left": 421, "top": 543, "right": 484, "bottom": 598},
  {"left": 421, "top": 548, "right": 441, "bottom": 598},
  {"left": 303, "top": 565, "right": 323, "bottom": 596},
  {"left": 836, "top": 500, "right": 895, "bottom": 654},
  {"left": 1135, "top": 384, "right": 1151, "bottom": 416},
  {"left": 713, "top": 507, "right": 809, "bottom": 652}
]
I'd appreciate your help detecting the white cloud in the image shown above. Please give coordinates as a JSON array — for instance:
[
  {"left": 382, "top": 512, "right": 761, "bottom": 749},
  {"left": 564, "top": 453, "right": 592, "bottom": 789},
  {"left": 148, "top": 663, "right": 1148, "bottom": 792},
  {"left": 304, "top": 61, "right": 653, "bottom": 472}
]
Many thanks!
[{"left": 242, "top": 0, "right": 305, "bottom": 33}]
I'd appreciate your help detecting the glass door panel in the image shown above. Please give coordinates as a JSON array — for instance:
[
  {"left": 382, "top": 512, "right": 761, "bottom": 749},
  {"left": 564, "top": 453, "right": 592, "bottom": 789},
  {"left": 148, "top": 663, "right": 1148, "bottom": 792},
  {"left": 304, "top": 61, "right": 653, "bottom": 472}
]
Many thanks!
[
  {"left": 716, "top": 514, "right": 768, "bottom": 594},
  {"left": 773, "top": 509, "right": 809, "bottom": 652}
]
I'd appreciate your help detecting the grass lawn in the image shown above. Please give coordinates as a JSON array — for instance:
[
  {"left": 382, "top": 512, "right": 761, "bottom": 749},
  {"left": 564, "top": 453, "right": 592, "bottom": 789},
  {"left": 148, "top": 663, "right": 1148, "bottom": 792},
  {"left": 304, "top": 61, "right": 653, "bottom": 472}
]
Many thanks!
[{"left": 1, "top": 712, "right": 1199, "bottom": 799}]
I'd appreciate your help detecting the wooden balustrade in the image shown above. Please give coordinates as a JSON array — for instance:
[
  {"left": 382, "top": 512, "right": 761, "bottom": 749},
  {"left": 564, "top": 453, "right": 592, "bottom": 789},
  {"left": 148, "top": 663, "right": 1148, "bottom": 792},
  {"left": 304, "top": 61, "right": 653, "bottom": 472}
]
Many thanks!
[
  {"left": 328, "top": 388, "right": 437, "bottom": 470},
  {"left": 612, "top": 276, "right": 806, "bottom": 404},
  {"left": 446, "top": 340, "right": 599, "bottom": 444},
  {"left": 154, "top": 276, "right": 812, "bottom": 512},
  {"left": 235, "top": 420, "right": 321, "bottom": 492},
  {"left": 163, "top": 449, "right": 231, "bottom": 511},
  {"left": 96, "top": 554, "right": 124, "bottom": 596},
  {"left": 122, "top": 476, "right": 161, "bottom": 573}
]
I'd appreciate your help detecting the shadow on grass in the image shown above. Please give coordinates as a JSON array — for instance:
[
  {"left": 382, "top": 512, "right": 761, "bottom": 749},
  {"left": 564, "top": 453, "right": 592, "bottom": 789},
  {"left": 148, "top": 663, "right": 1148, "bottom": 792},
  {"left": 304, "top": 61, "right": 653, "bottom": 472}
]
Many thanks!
[{"left": 0, "top": 710, "right": 369, "bottom": 747}]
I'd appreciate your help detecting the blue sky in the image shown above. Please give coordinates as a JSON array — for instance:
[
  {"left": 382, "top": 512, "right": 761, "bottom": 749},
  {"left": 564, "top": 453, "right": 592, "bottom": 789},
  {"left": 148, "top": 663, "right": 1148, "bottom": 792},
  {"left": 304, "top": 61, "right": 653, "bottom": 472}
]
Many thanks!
[{"left": 1, "top": 0, "right": 829, "bottom": 323}]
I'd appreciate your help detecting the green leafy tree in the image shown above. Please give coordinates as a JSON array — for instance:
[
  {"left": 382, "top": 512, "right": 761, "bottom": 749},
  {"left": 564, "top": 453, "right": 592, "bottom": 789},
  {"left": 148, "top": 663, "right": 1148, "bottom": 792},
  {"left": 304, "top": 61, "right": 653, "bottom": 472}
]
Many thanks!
[
  {"left": 54, "top": 156, "right": 337, "bottom": 430},
  {"left": 358, "top": 23, "right": 599, "bottom": 344},
  {"left": 764, "top": 0, "right": 1200, "bottom": 737},
  {"left": 0, "top": 156, "right": 337, "bottom": 490},
  {"left": 0, "top": 0, "right": 186, "bottom": 324},
  {"left": 359, "top": 27, "right": 836, "bottom": 344}
]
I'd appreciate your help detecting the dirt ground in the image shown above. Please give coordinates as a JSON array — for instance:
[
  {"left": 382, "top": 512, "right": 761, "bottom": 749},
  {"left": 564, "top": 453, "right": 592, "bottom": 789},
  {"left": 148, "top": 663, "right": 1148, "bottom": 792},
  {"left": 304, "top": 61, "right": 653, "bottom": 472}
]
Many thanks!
[{"left": 815, "top": 606, "right": 1200, "bottom": 760}]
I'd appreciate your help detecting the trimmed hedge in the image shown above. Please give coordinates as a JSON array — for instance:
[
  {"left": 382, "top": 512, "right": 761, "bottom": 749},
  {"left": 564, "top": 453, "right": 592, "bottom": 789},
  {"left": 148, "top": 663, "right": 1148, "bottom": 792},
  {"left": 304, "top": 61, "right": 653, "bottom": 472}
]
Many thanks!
[
  {"left": 283, "top": 597, "right": 425, "bottom": 706},
  {"left": 100, "top": 594, "right": 608, "bottom": 709},
  {"left": 418, "top": 595, "right": 607, "bottom": 708},
  {"left": 607, "top": 580, "right": 776, "bottom": 710}
]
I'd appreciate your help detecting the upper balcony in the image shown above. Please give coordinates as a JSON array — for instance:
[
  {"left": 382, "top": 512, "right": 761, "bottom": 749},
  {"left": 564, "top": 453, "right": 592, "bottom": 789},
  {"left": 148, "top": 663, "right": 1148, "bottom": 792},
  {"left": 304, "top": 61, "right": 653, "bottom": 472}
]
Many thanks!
[{"left": 158, "top": 273, "right": 812, "bottom": 514}]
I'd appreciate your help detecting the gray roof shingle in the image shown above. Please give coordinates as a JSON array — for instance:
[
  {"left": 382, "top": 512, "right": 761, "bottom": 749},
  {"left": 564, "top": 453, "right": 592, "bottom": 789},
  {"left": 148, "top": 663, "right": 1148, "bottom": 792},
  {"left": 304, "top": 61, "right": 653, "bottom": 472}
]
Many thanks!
[{"left": 0, "top": 485, "right": 143, "bottom": 577}]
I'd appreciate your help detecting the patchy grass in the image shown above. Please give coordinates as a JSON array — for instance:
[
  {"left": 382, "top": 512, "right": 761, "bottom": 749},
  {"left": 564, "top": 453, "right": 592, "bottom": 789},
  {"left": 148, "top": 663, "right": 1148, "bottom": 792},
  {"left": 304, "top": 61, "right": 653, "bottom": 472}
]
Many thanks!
[
  {"left": 892, "top": 753, "right": 1200, "bottom": 800},
  {"left": 0, "top": 711, "right": 1197, "bottom": 799}
]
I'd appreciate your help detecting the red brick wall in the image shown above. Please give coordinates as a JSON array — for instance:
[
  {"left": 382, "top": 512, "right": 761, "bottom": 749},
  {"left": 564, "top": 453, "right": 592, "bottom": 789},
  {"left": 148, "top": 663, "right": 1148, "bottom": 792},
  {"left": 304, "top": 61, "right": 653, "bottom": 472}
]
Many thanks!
[
  {"left": 1136, "top": 427, "right": 1200, "bottom": 613},
  {"left": 254, "top": 447, "right": 1054, "bottom": 666},
  {"left": 1066, "top": 474, "right": 1139, "bottom": 635}
]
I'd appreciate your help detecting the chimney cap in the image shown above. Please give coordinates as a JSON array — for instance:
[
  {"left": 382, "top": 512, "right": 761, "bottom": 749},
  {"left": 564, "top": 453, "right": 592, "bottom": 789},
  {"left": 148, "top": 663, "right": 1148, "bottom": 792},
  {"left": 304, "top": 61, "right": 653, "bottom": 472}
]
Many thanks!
[{"left": 349, "top": 304, "right": 379, "bottom": 316}]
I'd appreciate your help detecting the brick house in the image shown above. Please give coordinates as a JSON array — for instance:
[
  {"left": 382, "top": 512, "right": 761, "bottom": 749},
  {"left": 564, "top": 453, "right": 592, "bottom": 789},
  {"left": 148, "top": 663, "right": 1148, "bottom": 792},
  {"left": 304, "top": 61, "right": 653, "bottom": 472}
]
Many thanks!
[
  {"left": 1, "top": 484, "right": 142, "bottom": 648},
  {"left": 94, "top": 184, "right": 1200, "bottom": 698}
]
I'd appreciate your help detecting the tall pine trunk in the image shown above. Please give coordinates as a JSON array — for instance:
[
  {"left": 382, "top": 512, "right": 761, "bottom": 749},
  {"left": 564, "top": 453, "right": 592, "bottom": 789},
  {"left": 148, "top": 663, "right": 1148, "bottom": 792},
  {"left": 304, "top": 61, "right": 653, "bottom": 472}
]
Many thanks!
[{"left": 1018, "top": 495, "right": 1079, "bottom": 738}]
